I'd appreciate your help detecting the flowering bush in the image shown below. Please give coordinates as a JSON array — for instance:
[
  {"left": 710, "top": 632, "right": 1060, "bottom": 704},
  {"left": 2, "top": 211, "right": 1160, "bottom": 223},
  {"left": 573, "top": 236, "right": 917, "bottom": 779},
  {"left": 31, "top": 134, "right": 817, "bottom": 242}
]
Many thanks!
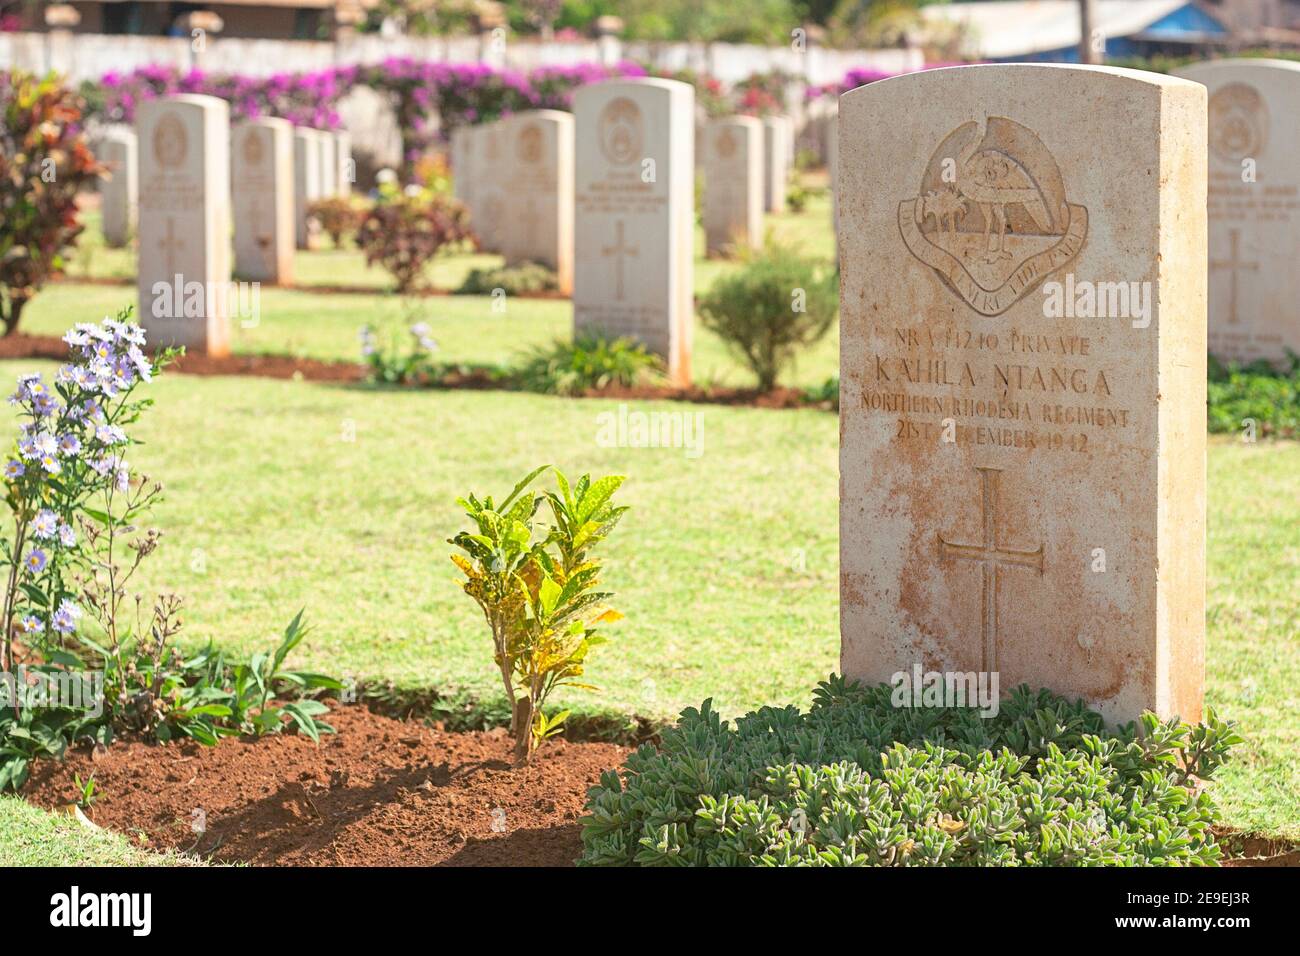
[
  {"left": 0, "top": 311, "right": 338, "bottom": 788},
  {"left": 97, "top": 65, "right": 343, "bottom": 130},
  {"left": 355, "top": 191, "right": 471, "bottom": 292},
  {"left": 90, "top": 60, "right": 647, "bottom": 173},
  {"left": 732, "top": 70, "right": 790, "bottom": 116},
  {"left": 1, "top": 313, "right": 164, "bottom": 676},
  {"left": 0, "top": 70, "right": 104, "bottom": 336},
  {"left": 307, "top": 195, "right": 367, "bottom": 248}
]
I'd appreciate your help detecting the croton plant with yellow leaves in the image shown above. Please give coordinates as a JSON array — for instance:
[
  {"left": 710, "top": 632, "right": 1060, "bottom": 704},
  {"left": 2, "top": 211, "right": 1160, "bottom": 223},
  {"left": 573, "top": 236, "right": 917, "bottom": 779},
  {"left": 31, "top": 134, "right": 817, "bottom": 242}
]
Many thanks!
[{"left": 449, "top": 466, "right": 626, "bottom": 763}]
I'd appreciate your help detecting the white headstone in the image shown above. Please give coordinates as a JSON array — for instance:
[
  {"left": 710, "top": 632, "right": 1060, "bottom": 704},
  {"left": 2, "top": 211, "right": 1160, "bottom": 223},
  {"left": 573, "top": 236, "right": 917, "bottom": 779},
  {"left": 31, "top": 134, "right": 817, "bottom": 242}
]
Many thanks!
[
  {"left": 1175, "top": 58, "right": 1300, "bottom": 368},
  {"left": 451, "top": 125, "right": 475, "bottom": 217},
  {"left": 838, "top": 65, "right": 1207, "bottom": 725},
  {"left": 573, "top": 78, "right": 695, "bottom": 384},
  {"left": 317, "top": 130, "right": 338, "bottom": 198},
  {"left": 136, "top": 95, "right": 231, "bottom": 355},
  {"left": 334, "top": 130, "right": 353, "bottom": 196},
  {"left": 473, "top": 121, "right": 508, "bottom": 253},
  {"left": 704, "top": 116, "right": 763, "bottom": 256},
  {"left": 99, "top": 128, "right": 137, "bottom": 249},
  {"left": 232, "top": 117, "right": 294, "bottom": 284},
  {"left": 762, "top": 115, "right": 793, "bottom": 213},
  {"left": 502, "top": 110, "right": 575, "bottom": 294},
  {"left": 293, "top": 127, "right": 323, "bottom": 250}
]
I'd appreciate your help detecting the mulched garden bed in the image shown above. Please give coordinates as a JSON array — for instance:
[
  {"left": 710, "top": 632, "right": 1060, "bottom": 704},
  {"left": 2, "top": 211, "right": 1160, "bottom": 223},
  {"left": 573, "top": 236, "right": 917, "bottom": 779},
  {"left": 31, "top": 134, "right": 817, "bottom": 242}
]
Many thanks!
[
  {"left": 0, "top": 333, "right": 829, "bottom": 408},
  {"left": 20, "top": 702, "right": 1297, "bottom": 867},
  {"left": 50, "top": 275, "right": 571, "bottom": 301},
  {"left": 25, "top": 704, "right": 628, "bottom": 867}
]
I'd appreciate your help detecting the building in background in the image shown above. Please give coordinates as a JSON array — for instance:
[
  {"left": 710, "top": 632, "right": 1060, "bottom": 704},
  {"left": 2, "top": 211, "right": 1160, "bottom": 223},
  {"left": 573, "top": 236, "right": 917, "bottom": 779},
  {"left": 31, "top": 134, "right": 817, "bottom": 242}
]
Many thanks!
[
  {"left": 923, "top": 0, "right": 1243, "bottom": 62},
  {"left": 1, "top": 0, "right": 373, "bottom": 39}
]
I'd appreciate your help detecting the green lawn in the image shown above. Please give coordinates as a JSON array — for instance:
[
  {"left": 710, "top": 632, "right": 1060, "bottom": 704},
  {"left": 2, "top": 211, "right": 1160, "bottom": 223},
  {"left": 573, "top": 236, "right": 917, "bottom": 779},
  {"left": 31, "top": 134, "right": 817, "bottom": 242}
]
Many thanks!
[
  {"left": 28, "top": 193, "right": 840, "bottom": 389},
  {"left": 3, "top": 184, "right": 1295, "bottom": 858},
  {"left": 0, "top": 361, "right": 1294, "bottom": 842},
  {"left": 0, "top": 795, "right": 197, "bottom": 866}
]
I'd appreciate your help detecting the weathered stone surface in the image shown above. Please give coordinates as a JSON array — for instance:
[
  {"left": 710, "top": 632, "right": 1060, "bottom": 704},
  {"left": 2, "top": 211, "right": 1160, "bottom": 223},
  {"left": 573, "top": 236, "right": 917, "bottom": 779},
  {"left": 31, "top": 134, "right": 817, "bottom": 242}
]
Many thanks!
[
  {"left": 136, "top": 94, "right": 231, "bottom": 355},
  {"left": 232, "top": 117, "right": 294, "bottom": 284},
  {"left": 501, "top": 110, "right": 574, "bottom": 293},
  {"left": 573, "top": 78, "right": 695, "bottom": 384},
  {"left": 1175, "top": 58, "right": 1300, "bottom": 368},
  {"left": 99, "top": 128, "right": 137, "bottom": 249},
  {"left": 703, "top": 115, "right": 763, "bottom": 256},
  {"left": 839, "top": 65, "right": 1206, "bottom": 724}
]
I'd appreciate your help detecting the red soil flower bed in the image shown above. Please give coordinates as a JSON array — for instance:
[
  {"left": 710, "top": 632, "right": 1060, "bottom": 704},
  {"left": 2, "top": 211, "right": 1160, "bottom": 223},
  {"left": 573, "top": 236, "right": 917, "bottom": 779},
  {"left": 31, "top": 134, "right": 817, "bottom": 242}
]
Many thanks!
[
  {"left": 0, "top": 333, "right": 830, "bottom": 408},
  {"left": 25, "top": 705, "right": 627, "bottom": 867}
]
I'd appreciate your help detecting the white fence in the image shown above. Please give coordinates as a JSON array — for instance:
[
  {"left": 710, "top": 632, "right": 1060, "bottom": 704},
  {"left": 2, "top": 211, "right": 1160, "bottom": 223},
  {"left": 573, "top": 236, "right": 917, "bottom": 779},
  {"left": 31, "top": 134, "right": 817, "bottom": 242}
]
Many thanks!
[
  {"left": 3, "top": 31, "right": 909, "bottom": 166},
  {"left": 0, "top": 31, "right": 920, "bottom": 86}
]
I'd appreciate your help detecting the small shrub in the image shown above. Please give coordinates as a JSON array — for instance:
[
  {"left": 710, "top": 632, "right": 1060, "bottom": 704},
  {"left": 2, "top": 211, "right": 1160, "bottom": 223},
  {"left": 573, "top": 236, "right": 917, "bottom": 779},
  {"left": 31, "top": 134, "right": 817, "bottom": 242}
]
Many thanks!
[
  {"left": 804, "top": 375, "right": 839, "bottom": 410},
  {"left": 456, "top": 261, "right": 559, "bottom": 296},
  {"left": 0, "top": 70, "right": 104, "bottom": 335},
  {"left": 0, "top": 311, "right": 339, "bottom": 789},
  {"left": 449, "top": 466, "right": 626, "bottom": 763},
  {"left": 359, "top": 319, "right": 508, "bottom": 388},
  {"left": 697, "top": 239, "right": 838, "bottom": 391},
  {"left": 1207, "top": 351, "right": 1299, "bottom": 439},
  {"left": 355, "top": 191, "right": 471, "bottom": 293},
  {"left": 786, "top": 181, "right": 811, "bottom": 213},
  {"left": 515, "top": 334, "right": 662, "bottom": 396},
  {"left": 307, "top": 195, "right": 366, "bottom": 248},
  {"left": 580, "top": 677, "right": 1241, "bottom": 867}
]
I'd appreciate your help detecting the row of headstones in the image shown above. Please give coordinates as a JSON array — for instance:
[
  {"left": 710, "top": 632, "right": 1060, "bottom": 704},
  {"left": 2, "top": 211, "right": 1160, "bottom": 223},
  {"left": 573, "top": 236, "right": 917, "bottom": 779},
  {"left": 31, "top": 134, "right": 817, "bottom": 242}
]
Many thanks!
[
  {"left": 98, "top": 103, "right": 353, "bottom": 295},
  {"left": 447, "top": 107, "right": 797, "bottom": 299},
  {"left": 112, "top": 63, "right": 1294, "bottom": 726},
  {"left": 439, "top": 62, "right": 1294, "bottom": 726}
]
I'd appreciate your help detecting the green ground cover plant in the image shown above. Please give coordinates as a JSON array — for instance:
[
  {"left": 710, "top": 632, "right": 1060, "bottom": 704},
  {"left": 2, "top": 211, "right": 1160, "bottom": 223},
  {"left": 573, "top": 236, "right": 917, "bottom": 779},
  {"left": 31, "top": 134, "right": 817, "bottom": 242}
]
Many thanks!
[
  {"left": 581, "top": 678, "right": 1242, "bottom": 866},
  {"left": 514, "top": 334, "right": 664, "bottom": 395},
  {"left": 456, "top": 261, "right": 560, "bottom": 296},
  {"left": 1208, "top": 352, "right": 1300, "bottom": 439}
]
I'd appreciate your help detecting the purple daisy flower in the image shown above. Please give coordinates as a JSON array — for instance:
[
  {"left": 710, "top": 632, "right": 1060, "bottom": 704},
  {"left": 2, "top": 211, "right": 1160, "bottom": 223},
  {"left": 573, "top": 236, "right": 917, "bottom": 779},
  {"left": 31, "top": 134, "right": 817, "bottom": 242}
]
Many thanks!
[
  {"left": 31, "top": 510, "right": 58, "bottom": 539},
  {"left": 52, "top": 599, "right": 82, "bottom": 635},
  {"left": 24, "top": 549, "right": 47, "bottom": 573}
]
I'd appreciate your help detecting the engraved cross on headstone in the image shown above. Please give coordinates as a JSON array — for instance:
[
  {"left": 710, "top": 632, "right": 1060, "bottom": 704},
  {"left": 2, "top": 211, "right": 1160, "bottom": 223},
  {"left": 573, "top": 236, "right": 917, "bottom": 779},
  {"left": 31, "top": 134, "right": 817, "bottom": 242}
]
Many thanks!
[
  {"left": 938, "top": 466, "right": 1044, "bottom": 672},
  {"left": 602, "top": 220, "right": 638, "bottom": 301},
  {"left": 1210, "top": 227, "right": 1258, "bottom": 325},
  {"left": 159, "top": 217, "right": 185, "bottom": 277}
]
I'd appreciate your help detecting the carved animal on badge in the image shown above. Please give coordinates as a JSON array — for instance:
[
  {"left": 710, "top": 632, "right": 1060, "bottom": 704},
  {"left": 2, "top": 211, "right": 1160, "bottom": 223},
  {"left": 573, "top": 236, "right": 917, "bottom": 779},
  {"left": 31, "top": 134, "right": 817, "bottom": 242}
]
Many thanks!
[
  {"left": 921, "top": 187, "right": 967, "bottom": 237},
  {"left": 955, "top": 118, "right": 1054, "bottom": 263}
]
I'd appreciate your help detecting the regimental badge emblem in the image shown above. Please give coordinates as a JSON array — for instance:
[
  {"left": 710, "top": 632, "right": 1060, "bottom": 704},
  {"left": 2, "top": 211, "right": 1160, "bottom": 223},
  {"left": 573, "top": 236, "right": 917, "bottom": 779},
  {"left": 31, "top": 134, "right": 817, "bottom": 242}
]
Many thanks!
[
  {"left": 517, "top": 123, "right": 543, "bottom": 164},
  {"left": 242, "top": 129, "right": 265, "bottom": 167},
  {"left": 899, "top": 116, "right": 1088, "bottom": 316},
  {"left": 152, "top": 113, "right": 188, "bottom": 170},
  {"left": 597, "top": 97, "right": 643, "bottom": 165},
  {"left": 1208, "top": 82, "right": 1268, "bottom": 163},
  {"left": 715, "top": 128, "right": 737, "bottom": 160}
]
